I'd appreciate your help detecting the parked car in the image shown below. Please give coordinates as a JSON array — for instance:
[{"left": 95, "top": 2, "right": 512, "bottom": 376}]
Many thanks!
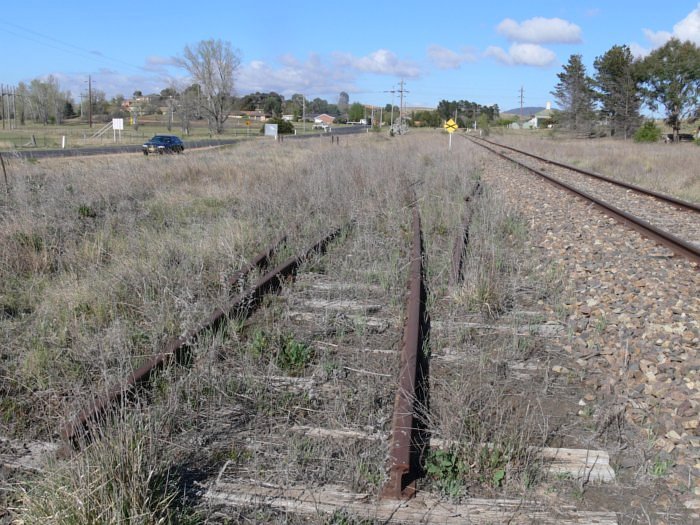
[{"left": 142, "top": 135, "right": 184, "bottom": 155}]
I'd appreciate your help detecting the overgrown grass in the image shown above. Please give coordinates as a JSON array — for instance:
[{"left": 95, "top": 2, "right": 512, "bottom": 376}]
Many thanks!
[
  {"left": 488, "top": 132, "right": 700, "bottom": 202},
  {"left": 20, "top": 412, "right": 191, "bottom": 524},
  {"left": 4, "top": 129, "right": 570, "bottom": 521}
]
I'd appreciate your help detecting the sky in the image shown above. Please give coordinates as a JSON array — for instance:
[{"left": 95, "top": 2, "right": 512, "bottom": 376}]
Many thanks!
[{"left": 1, "top": 1, "right": 699, "bottom": 113}]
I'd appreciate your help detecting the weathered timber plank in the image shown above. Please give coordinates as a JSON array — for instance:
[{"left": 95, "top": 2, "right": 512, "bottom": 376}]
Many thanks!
[{"left": 205, "top": 479, "right": 618, "bottom": 524}]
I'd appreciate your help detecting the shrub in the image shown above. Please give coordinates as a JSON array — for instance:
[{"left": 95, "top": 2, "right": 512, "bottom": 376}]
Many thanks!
[
  {"left": 259, "top": 118, "right": 295, "bottom": 134},
  {"left": 634, "top": 120, "right": 662, "bottom": 143}
]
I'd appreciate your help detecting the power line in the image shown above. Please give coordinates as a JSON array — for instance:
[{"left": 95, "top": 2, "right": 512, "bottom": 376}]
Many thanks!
[{"left": 0, "top": 18, "right": 146, "bottom": 73}]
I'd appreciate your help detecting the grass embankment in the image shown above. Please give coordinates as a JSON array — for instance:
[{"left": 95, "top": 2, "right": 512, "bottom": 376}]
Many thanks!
[{"left": 488, "top": 130, "right": 700, "bottom": 203}]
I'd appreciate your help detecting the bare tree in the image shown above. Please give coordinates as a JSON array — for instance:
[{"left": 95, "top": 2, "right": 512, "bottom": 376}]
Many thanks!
[{"left": 175, "top": 39, "right": 240, "bottom": 134}]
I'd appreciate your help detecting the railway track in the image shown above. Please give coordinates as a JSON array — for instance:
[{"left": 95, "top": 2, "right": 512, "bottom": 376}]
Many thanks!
[
  {"left": 465, "top": 135, "right": 700, "bottom": 265},
  {"left": 3, "top": 191, "right": 622, "bottom": 523},
  {"left": 200, "top": 195, "right": 620, "bottom": 523},
  {"left": 3, "top": 132, "right": 697, "bottom": 523}
]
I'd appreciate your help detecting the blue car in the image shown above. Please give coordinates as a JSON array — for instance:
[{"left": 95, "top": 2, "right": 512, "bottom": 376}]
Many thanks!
[{"left": 142, "top": 135, "right": 184, "bottom": 155}]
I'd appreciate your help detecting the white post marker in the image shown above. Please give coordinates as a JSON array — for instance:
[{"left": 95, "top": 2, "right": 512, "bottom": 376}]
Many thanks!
[
  {"left": 444, "top": 118, "right": 458, "bottom": 150},
  {"left": 112, "top": 118, "right": 124, "bottom": 143}
]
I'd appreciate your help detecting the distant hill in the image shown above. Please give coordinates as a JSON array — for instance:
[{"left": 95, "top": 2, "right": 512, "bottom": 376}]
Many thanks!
[{"left": 502, "top": 106, "right": 545, "bottom": 116}]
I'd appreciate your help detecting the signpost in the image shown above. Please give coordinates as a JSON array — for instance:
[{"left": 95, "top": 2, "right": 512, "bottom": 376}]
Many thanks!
[
  {"left": 112, "top": 118, "right": 124, "bottom": 143},
  {"left": 264, "top": 123, "right": 278, "bottom": 140},
  {"left": 444, "top": 118, "right": 458, "bottom": 150}
]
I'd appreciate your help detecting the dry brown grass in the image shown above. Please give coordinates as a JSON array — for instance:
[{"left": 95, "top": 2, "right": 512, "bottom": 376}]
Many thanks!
[
  {"left": 489, "top": 131, "right": 700, "bottom": 202},
  {"left": 3, "top": 130, "right": 613, "bottom": 522}
]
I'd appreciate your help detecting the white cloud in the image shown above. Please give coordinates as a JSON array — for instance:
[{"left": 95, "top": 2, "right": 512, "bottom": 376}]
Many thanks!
[
  {"left": 52, "top": 67, "right": 178, "bottom": 99},
  {"left": 497, "top": 17, "right": 582, "bottom": 44},
  {"left": 643, "top": 28, "right": 674, "bottom": 47},
  {"left": 485, "top": 43, "right": 556, "bottom": 67},
  {"left": 642, "top": 3, "right": 700, "bottom": 47},
  {"left": 629, "top": 42, "right": 651, "bottom": 59},
  {"left": 144, "top": 55, "right": 178, "bottom": 72},
  {"left": 237, "top": 53, "right": 356, "bottom": 97},
  {"left": 427, "top": 44, "right": 476, "bottom": 69},
  {"left": 674, "top": 4, "right": 700, "bottom": 42},
  {"left": 333, "top": 49, "right": 421, "bottom": 78}
]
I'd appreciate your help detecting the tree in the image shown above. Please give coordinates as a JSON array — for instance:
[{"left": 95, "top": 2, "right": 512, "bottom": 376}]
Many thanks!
[
  {"left": 638, "top": 38, "right": 700, "bottom": 142},
  {"left": 309, "top": 97, "right": 330, "bottom": 114},
  {"left": 348, "top": 102, "right": 364, "bottom": 122},
  {"left": 551, "top": 54, "right": 596, "bottom": 133},
  {"left": 593, "top": 45, "right": 642, "bottom": 139},
  {"left": 160, "top": 87, "right": 178, "bottom": 99},
  {"left": 337, "top": 91, "right": 349, "bottom": 115},
  {"left": 63, "top": 100, "right": 76, "bottom": 119},
  {"left": 263, "top": 93, "right": 283, "bottom": 117},
  {"left": 178, "top": 83, "right": 202, "bottom": 133},
  {"left": 28, "top": 76, "right": 69, "bottom": 125},
  {"left": 176, "top": 39, "right": 241, "bottom": 133}
]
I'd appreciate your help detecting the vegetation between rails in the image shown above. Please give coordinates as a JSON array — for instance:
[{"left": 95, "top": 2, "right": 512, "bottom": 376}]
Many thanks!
[{"left": 4, "top": 129, "right": 681, "bottom": 522}]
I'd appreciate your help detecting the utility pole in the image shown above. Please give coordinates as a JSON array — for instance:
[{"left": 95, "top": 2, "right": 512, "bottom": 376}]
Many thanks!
[
  {"left": 398, "top": 79, "right": 406, "bottom": 125},
  {"left": 519, "top": 85, "right": 524, "bottom": 121},
  {"left": 302, "top": 95, "right": 306, "bottom": 133},
  {"left": 397, "top": 79, "right": 409, "bottom": 134},
  {"left": 87, "top": 75, "right": 93, "bottom": 128},
  {"left": 1, "top": 84, "right": 5, "bottom": 130}
]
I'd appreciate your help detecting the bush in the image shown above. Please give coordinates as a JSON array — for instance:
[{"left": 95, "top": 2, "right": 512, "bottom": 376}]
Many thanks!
[
  {"left": 259, "top": 118, "right": 295, "bottom": 134},
  {"left": 634, "top": 120, "right": 662, "bottom": 143}
]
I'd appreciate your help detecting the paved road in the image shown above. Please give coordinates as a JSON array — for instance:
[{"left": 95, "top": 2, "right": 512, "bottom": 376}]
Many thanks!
[{"left": 0, "top": 126, "right": 370, "bottom": 160}]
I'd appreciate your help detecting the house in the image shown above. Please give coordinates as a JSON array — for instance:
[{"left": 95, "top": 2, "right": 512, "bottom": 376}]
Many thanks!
[
  {"left": 231, "top": 110, "right": 269, "bottom": 121},
  {"left": 311, "top": 113, "right": 335, "bottom": 131},
  {"left": 522, "top": 102, "right": 554, "bottom": 129},
  {"left": 313, "top": 114, "right": 335, "bottom": 126}
]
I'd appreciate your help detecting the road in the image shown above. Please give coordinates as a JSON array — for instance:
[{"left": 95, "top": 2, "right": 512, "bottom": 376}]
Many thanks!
[{"left": 0, "top": 126, "right": 370, "bottom": 160}]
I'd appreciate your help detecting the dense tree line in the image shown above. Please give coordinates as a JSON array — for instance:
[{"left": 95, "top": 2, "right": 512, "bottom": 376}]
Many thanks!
[
  {"left": 553, "top": 38, "right": 700, "bottom": 141},
  {"left": 436, "top": 100, "right": 500, "bottom": 127}
]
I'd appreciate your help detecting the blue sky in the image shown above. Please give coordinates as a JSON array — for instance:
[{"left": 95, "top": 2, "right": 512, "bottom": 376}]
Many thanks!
[{"left": 1, "top": 1, "right": 699, "bottom": 112}]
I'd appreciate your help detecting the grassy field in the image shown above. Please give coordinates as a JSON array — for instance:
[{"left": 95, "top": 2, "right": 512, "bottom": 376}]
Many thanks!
[
  {"left": 0, "top": 116, "right": 346, "bottom": 150},
  {"left": 487, "top": 129, "right": 700, "bottom": 203},
  {"left": 2, "top": 129, "right": 697, "bottom": 522}
]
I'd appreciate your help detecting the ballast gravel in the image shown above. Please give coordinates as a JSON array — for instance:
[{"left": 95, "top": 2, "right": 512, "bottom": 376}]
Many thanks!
[{"left": 474, "top": 143, "right": 700, "bottom": 512}]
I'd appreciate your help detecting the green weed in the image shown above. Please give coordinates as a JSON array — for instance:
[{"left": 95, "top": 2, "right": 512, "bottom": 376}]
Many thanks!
[
  {"left": 276, "top": 335, "right": 314, "bottom": 372},
  {"left": 425, "top": 447, "right": 468, "bottom": 498}
]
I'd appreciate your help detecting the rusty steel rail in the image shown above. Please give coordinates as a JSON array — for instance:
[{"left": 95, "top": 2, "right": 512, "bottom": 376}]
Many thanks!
[
  {"left": 471, "top": 135, "right": 700, "bottom": 214},
  {"left": 467, "top": 136, "right": 700, "bottom": 266},
  {"left": 61, "top": 227, "right": 345, "bottom": 446},
  {"left": 450, "top": 181, "right": 483, "bottom": 286},
  {"left": 382, "top": 202, "right": 427, "bottom": 500}
]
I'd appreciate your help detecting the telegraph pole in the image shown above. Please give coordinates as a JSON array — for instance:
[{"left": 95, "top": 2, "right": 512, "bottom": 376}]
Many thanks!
[
  {"left": 87, "top": 75, "right": 93, "bottom": 128},
  {"left": 397, "top": 79, "right": 409, "bottom": 133},
  {"left": 1, "top": 84, "right": 5, "bottom": 130},
  {"left": 398, "top": 79, "right": 406, "bottom": 124},
  {"left": 519, "top": 85, "right": 524, "bottom": 121}
]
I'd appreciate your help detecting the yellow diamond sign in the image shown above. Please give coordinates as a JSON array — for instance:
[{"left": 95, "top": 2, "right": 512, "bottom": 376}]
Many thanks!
[{"left": 444, "top": 118, "right": 458, "bottom": 133}]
